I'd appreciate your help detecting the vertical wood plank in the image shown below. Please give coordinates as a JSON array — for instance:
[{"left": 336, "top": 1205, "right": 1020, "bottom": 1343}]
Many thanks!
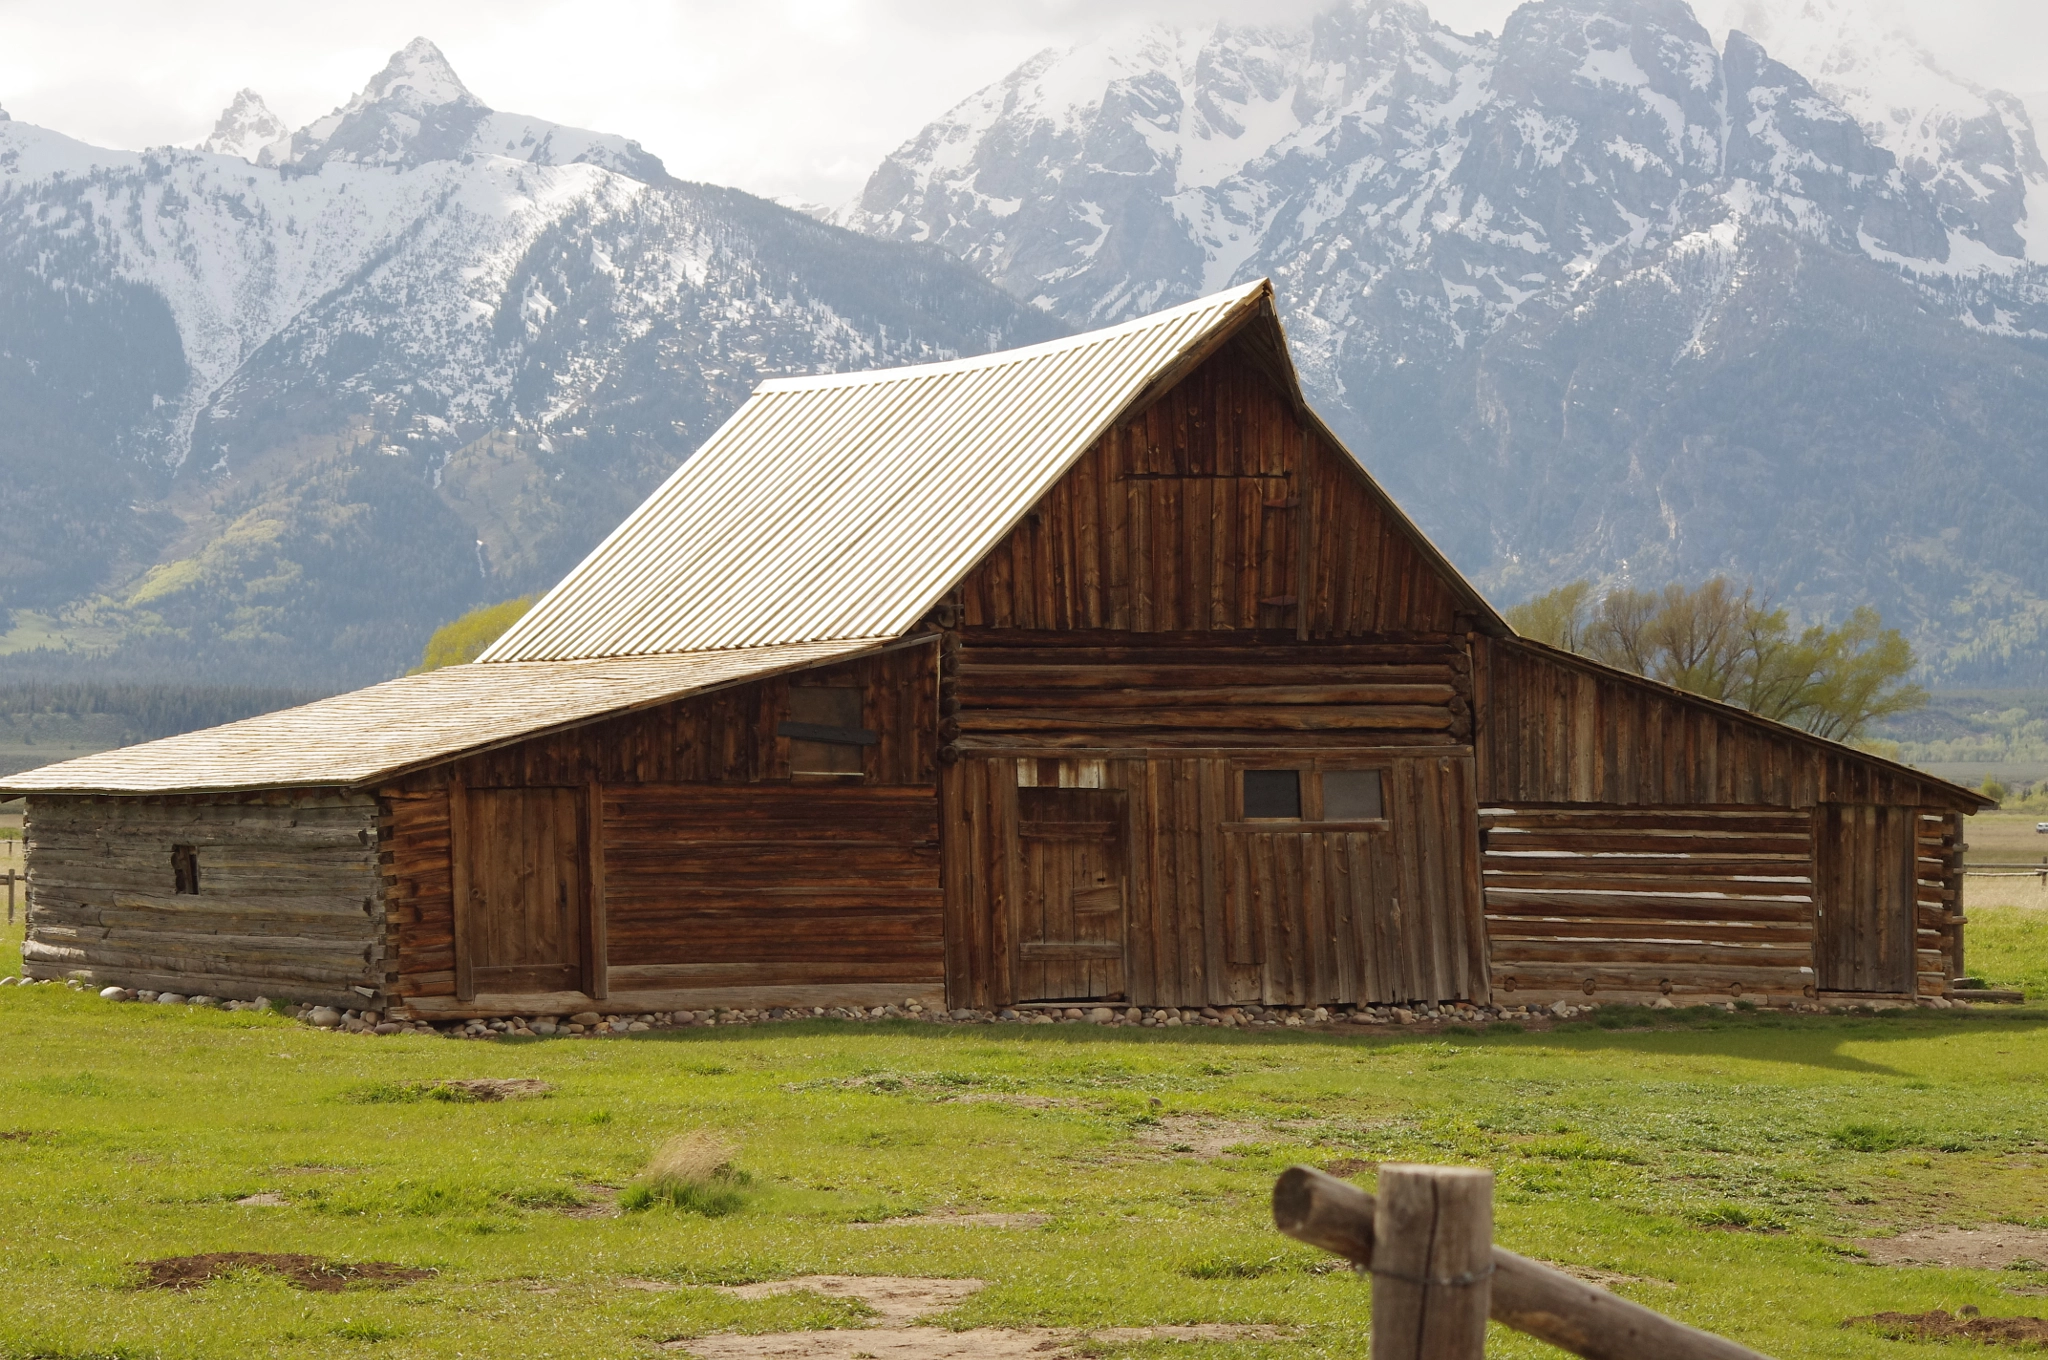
[
  {"left": 449, "top": 777, "right": 474, "bottom": 1002},
  {"left": 586, "top": 780, "right": 608, "bottom": 1000}
]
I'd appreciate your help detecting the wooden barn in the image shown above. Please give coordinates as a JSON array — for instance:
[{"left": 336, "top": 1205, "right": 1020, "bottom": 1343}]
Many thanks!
[{"left": 3, "top": 281, "right": 1988, "bottom": 1018}]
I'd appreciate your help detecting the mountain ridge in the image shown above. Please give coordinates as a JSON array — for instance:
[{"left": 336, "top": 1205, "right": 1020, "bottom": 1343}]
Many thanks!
[
  {"left": 0, "top": 40, "right": 1062, "bottom": 685},
  {"left": 843, "top": 0, "right": 2048, "bottom": 685}
]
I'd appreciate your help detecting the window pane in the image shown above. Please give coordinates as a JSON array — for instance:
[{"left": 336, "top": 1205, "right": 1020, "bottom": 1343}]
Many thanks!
[
  {"left": 1323, "top": 770, "right": 1384, "bottom": 821},
  {"left": 788, "top": 686, "right": 865, "bottom": 775},
  {"left": 1243, "top": 769, "right": 1302, "bottom": 819}
]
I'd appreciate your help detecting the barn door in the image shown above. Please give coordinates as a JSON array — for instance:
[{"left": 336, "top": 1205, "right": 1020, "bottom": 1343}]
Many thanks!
[
  {"left": 1815, "top": 804, "right": 1917, "bottom": 995},
  {"left": 1015, "top": 786, "right": 1128, "bottom": 1002},
  {"left": 454, "top": 786, "right": 591, "bottom": 1000}
]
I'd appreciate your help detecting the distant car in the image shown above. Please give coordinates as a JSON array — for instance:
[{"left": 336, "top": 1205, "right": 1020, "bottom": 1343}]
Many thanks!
[{"left": 2037, "top": 822, "right": 2048, "bottom": 833}]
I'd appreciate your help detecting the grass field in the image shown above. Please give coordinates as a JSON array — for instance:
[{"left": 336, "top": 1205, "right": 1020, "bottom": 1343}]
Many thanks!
[{"left": 2, "top": 915, "right": 2046, "bottom": 1360}]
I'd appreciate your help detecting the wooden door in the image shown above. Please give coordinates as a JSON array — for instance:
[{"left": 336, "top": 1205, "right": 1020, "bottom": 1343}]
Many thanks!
[
  {"left": 1016, "top": 786, "right": 1128, "bottom": 1001},
  {"left": 1814, "top": 804, "right": 1917, "bottom": 994},
  {"left": 456, "top": 786, "right": 590, "bottom": 999}
]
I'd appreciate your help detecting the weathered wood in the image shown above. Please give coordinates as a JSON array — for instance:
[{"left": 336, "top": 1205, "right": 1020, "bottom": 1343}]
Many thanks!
[
  {"left": 449, "top": 778, "right": 474, "bottom": 1003},
  {"left": 1371, "top": 1164, "right": 1492, "bottom": 1360},
  {"left": 1274, "top": 1167, "right": 1772, "bottom": 1360},
  {"left": 584, "top": 779, "right": 609, "bottom": 1001}
]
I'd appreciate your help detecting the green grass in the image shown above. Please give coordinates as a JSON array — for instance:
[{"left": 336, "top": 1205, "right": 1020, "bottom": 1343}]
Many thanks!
[{"left": 2, "top": 918, "right": 2047, "bottom": 1359}]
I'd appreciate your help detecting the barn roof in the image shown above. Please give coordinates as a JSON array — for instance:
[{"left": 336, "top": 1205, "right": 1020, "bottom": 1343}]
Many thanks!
[
  {"left": 480, "top": 279, "right": 1501, "bottom": 660},
  {"left": 0, "top": 640, "right": 877, "bottom": 795}
]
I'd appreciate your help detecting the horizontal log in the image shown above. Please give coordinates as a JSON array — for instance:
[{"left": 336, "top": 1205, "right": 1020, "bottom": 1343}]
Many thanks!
[
  {"left": 957, "top": 706, "right": 1454, "bottom": 733},
  {"left": 1270, "top": 1167, "right": 1770, "bottom": 1360},
  {"left": 951, "top": 732, "right": 1466, "bottom": 752},
  {"left": 32, "top": 904, "right": 380, "bottom": 940},
  {"left": 957, "top": 640, "right": 1460, "bottom": 666},
  {"left": 1484, "top": 871, "right": 1811, "bottom": 897},
  {"left": 1483, "top": 890, "right": 1810, "bottom": 919},
  {"left": 605, "top": 939, "right": 945, "bottom": 965},
  {"left": 957, "top": 685, "right": 1460, "bottom": 708},
  {"left": 27, "top": 923, "right": 375, "bottom": 966},
  {"left": 956, "top": 664, "right": 1459, "bottom": 689},
  {"left": 1494, "top": 962, "right": 1815, "bottom": 991},
  {"left": 1489, "top": 940, "right": 1811, "bottom": 967},
  {"left": 22, "top": 938, "right": 374, "bottom": 988},
  {"left": 1483, "top": 854, "right": 1813, "bottom": 878},
  {"left": 1486, "top": 831, "right": 1810, "bottom": 855},
  {"left": 1484, "top": 919, "right": 1814, "bottom": 945},
  {"left": 1481, "top": 810, "right": 1810, "bottom": 833}
]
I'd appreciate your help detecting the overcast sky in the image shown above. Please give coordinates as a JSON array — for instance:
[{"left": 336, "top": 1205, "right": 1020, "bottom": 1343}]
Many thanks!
[{"left": 0, "top": 0, "right": 2042, "bottom": 206}]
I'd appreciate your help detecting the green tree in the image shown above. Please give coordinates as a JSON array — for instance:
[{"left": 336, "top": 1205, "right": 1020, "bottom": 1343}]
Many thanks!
[
  {"left": 1982, "top": 778, "right": 2009, "bottom": 806},
  {"left": 1509, "top": 578, "right": 1925, "bottom": 743},
  {"left": 413, "top": 597, "right": 537, "bottom": 673}
]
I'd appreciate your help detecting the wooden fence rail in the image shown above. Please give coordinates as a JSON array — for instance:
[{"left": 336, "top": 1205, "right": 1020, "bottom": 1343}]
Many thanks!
[{"left": 1273, "top": 1165, "right": 1771, "bottom": 1360}]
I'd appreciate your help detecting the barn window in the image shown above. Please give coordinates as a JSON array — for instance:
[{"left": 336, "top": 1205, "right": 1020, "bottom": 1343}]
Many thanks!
[
  {"left": 1238, "top": 767, "right": 1387, "bottom": 824},
  {"left": 171, "top": 844, "right": 200, "bottom": 895},
  {"left": 1242, "top": 770, "right": 1302, "bottom": 820},
  {"left": 780, "top": 686, "right": 876, "bottom": 777},
  {"left": 1322, "top": 770, "right": 1384, "bottom": 822}
]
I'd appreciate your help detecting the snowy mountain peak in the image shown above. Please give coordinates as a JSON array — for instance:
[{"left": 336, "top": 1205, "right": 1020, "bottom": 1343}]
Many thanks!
[
  {"left": 273, "top": 37, "right": 487, "bottom": 171},
  {"left": 354, "top": 37, "right": 479, "bottom": 116},
  {"left": 199, "top": 89, "right": 288, "bottom": 162}
]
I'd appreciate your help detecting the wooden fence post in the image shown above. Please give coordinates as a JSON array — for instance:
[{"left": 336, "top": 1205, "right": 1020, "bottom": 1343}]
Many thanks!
[{"left": 1371, "top": 1163, "right": 1493, "bottom": 1360}]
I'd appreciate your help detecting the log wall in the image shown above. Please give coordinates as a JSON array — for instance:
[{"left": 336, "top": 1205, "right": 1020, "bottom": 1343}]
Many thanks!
[
  {"left": 380, "top": 643, "right": 942, "bottom": 1016},
  {"left": 21, "top": 792, "right": 384, "bottom": 1008},
  {"left": 1480, "top": 806, "right": 1818, "bottom": 1005}
]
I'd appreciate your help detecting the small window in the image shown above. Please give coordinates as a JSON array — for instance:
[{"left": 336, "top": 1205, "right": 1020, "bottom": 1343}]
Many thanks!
[
  {"left": 1243, "top": 770, "right": 1302, "bottom": 820},
  {"left": 1323, "top": 770, "right": 1384, "bottom": 822},
  {"left": 171, "top": 844, "right": 200, "bottom": 895},
  {"left": 781, "top": 686, "right": 873, "bottom": 777}
]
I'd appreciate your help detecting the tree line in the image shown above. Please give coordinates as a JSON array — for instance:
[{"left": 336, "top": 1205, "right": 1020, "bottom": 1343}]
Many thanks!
[{"left": 1506, "top": 579, "right": 1924, "bottom": 742}]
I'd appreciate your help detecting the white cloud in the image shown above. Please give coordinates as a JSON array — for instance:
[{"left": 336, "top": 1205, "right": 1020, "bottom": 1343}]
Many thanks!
[{"left": 0, "top": 0, "right": 2040, "bottom": 204}]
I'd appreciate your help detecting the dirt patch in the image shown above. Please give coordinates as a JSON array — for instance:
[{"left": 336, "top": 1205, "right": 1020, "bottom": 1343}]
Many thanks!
[
  {"left": 1133, "top": 1115, "right": 1267, "bottom": 1159},
  {"left": 1322, "top": 1158, "right": 1374, "bottom": 1179},
  {"left": 854, "top": 1209, "right": 1050, "bottom": 1229},
  {"left": 439, "top": 1078, "right": 552, "bottom": 1101},
  {"left": 0, "top": 1130, "right": 52, "bottom": 1143},
  {"left": 665, "top": 1325, "right": 1287, "bottom": 1359},
  {"left": 936, "top": 1093, "right": 1070, "bottom": 1109},
  {"left": 715, "top": 1277, "right": 986, "bottom": 1323},
  {"left": 234, "top": 1192, "right": 289, "bottom": 1207},
  {"left": 1547, "top": 1263, "right": 1676, "bottom": 1290},
  {"left": 1859, "top": 1227, "right": 2048, "bottom": 1270},
  {"left": 136, "top": 1253, "right": 435, "bottom": 1293},
  {"left": 1847, "top": 1310, "right": 2048, "bottom": 1345},
  {"left": 564, "top": 1184, "right": 622, "bottom": 1219}
]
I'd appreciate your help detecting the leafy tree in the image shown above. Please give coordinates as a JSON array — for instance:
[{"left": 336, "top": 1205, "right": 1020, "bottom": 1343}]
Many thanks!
[
  {"left": 1981, "top": 778, "right": 2008, "bottom": 806},
  {"left": 413, "top": 597, "right": 537, "bottom": 673},
  {"left": 1508, "top": 578, "right": 1926, "bottom": 742}
]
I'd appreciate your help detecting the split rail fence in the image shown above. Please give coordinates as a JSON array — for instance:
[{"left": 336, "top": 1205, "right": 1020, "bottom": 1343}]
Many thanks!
[{"left": 1272, "top": 1164, "right": 1771, "bottom": 1360}]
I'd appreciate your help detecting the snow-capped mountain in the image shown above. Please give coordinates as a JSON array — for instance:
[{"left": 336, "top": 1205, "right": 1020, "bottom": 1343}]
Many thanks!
[
  {"left": 0, "top": 40, "right": 1057, "bottom": 685},
  {"left": 845, "top": 0, "right": 2048, "bottom": 683},
  {"left": 197, "top": 89, "right": 286, "bottom": 160}
]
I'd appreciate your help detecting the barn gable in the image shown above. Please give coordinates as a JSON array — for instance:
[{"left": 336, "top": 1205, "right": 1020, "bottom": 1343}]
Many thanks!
[{"left": 957, "top": 326, "right": 1484, "bottom": 638}]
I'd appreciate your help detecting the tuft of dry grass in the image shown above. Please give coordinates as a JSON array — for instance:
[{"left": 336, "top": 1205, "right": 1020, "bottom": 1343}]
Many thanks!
[{"left": 623, "top": 1131, "right": 750, "bottom": 1215}]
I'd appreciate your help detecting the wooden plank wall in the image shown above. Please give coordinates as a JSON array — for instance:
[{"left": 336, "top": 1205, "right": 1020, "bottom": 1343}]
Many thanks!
[
  {"left": 601, "top": 784, "right": 940, "bottom": 1002},
  {"left": 947, "top": 634, "right": 1471, "bottom": 752},
  {"left": 22, "top": 792, "right": 384, "bottom": 1008},
  {"left": 940, "top": 632, "right": 1486, "bottom": 1008},
  {"left": 381, "top": 644, "right": 939, "bottom": 1012},
  {"left": 1474, "top": 634, "right": 1970, "bottom": 810},
  {"left": 1480, "top": 807, "right": 1818, "bottom": 1005},
  {"left": 945, "top": 751, "right": 1484, "bottom": 1010},
  {"left": 958, "top": 336, "right": 1468, "bottom": 638}
]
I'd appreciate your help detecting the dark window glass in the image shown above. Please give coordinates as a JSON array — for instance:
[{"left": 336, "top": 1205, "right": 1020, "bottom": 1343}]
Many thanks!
[
  {"left": 787, "top": 686, "right": 866, "bottom": 775},
  {"left": 1243, "top": 769, "right": 1302, "bottom": 819},
  {"left": 171, "top": 844, "right": 200, "bottom": 895},
  {"left": 1323, "top": 771, "right": 1384, "bottom": 821}
]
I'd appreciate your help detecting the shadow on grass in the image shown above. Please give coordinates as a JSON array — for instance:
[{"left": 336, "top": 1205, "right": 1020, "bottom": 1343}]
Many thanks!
[{"left": 599, "top": 1005, "right": 2048, "bottom": 1076}]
